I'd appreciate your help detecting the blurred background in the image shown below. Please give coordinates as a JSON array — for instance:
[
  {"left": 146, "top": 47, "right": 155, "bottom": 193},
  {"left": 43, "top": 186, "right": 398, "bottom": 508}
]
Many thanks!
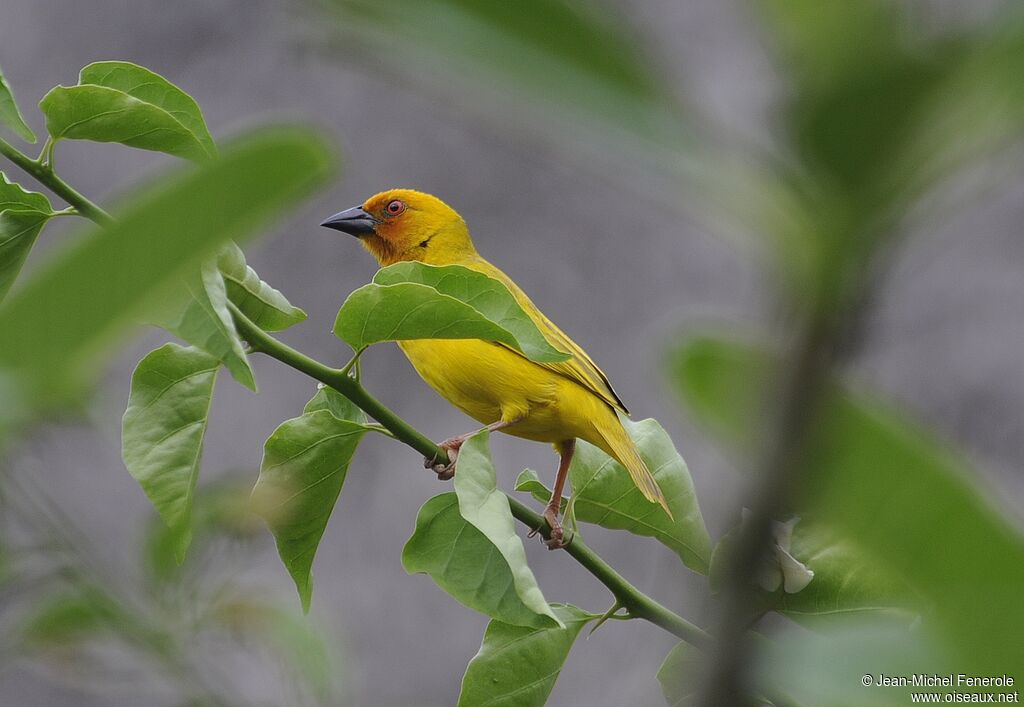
[{"left": 1, "top": 0, "right": 1022, "bottom": 705}]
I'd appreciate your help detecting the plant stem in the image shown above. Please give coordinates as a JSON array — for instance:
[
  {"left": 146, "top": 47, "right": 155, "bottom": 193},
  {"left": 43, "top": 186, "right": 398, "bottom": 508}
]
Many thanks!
[
  {"left": 507, "top": 496, "right": 712, "bottom": 648},
  {"left": 229, "top": 304, "right": 710, "bottom": 647},
  {"left": 0, "top": 136, "right": 112, "bottom": 225}
]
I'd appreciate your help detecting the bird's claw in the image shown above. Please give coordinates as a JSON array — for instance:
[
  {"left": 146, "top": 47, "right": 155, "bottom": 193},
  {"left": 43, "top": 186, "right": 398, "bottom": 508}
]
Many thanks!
[
  {"left": 424, "top": 438, "right": 462, "bottom": 481},
  {"left": 542, "top": 507, "right": 567, "bottom": 550}
]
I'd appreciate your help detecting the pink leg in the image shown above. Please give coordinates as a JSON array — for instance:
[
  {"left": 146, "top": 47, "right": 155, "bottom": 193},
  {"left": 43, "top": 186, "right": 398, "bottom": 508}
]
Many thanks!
[
  {"left": 542, "top": 439, "right": 575, "bottom": 550},
  {"left": 425, "top": 418, "right": 517, "bottom": 480}
]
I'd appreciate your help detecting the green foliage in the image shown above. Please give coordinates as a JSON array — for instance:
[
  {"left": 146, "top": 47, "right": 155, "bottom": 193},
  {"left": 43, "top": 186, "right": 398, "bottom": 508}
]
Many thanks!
[
  {"left": 457, "top": 604, "right": 592, "bottom": 707},
  {"left": 568, "top": 417, "right": 711, "bottom": 574},
  {"left": 304, "top": 385, "right": 368, "bottom": 424},
  {"left": 673, "top": 337, "right": 1024, "bottom": 673},
  {"left": 152, "top": 260, "right": 256, "bottom": 390},
  {"left": 40, "top": 62, "right": 216, "bottom": 162},
  {"left": 0, "top": 173, "right": 53, "bottom": 303},
  {"left": 0, "top": 64, "right": 36, "bottom": 143},
  {"left": 0, "top": 127, "right": 334, "bottom": 404},
  {"left": 21, "top": 588, "right": 126, "bottom": 647},
  {"left": 334, "top": 262, "right": 570, "bottom": 362},
  {"left": 122, "top": 344, "right": 220, "bottom": 562},
  {"left": 217, "top": 241, "right": 307, "bottom": 331},
  {"left": 403, "top": 493, "right": 558, "bottom": 629},
  {"left": 656, "top": 642, "right": 699, "bottom": 707},
  {"left": 252, "top": 410, "right": 369, "bottom": 612}
]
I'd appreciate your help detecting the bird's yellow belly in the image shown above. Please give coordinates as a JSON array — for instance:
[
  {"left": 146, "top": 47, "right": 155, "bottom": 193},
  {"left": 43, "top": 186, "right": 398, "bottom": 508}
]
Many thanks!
[{"left": 397, "top": 339, "right": 594, "bottom": 444}]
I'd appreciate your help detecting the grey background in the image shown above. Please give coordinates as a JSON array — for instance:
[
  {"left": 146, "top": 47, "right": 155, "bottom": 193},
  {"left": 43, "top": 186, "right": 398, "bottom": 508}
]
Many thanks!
[{"left": 2, "top": 1, "right": 1022, "bottom": 705}]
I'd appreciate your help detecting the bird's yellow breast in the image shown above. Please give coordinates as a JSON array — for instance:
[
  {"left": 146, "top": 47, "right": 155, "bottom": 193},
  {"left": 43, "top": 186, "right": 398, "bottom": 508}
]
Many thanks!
[{"left": 397, "top": 338, "right": 601, "bottom": 445}]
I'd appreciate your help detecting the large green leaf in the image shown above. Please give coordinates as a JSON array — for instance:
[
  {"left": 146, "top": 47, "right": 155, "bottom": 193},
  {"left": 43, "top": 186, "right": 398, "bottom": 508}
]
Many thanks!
[
  {"left": 334, "top": 262, "right": 569, "bottom": 362},
  {"left": 565, "top": 417, "right": 710, "bottom": 574},
  {"left": 154, "top": 261, "right": 256, "bottom": 391},
  {"left": 0, "top": 127, "right": 334, "bottom": 405},
  {"left": 457, "top": 604, "right": 592, "bottom": 707},
  {"left": 79, "top": 61, "right": 216, "bottom": 158},
  {"left": 252, "top": 410, "right": 369, "bottom": 612},
  {"left": 0, "top": 64, "right": 36, "bottom": 143},
  {"left": 39, "top": 61, "right": 218, "bottom": 163},
  {"left": 0, "top": 210, "right": 50, "bottom": 304},
  {"left": 403, "top": 493, "right": 559, "bottom": 629},
  {"left": 452, "top": 431, "right": 560, "bottom": 626},
  {"left": 0, "top": 172, "right": 51, "bottom": 213},
  {"left": 672, "top": 337, "right": 1024, "bottom": 673},
  {"left": 217, "top": 241, "right": 306, "bottom": 331},
  {"left": 122, "top": 343, "right": 219, "bottom": 562}
]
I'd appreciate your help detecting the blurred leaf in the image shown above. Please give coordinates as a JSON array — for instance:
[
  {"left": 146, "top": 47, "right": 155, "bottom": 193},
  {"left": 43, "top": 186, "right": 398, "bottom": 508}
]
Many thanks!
[
  {"left": 754, "top": 620, "right": 945, "bottom": 707},
  {"left": 22, "top": 588, "right": 123, "bottom": 647},
  {"left": 154, "top": 261, "right": 256, "bottom": 390},
  {"left": 325, "top": 0, "right": 675, "bottom": 141},
  {"left": 144, "top": 479, "right": 261, "bottom": 583},
  {"left": 0, "top": 126, "right": 334, "bottom": 405},
  {"left": 457, "top": 603, "right": 592, "bottom": 707},
  {"left": 335, "top": 263, "right": 569, "bottom": 362},
  {"left": 656, "top": 641, "right": 700, "bottom": 707},
  {"left": 216, "top": 241, "right": 306, "bottom": 331},
  {"left": 567, "top": 417, "right": 711, "bottom": 574},
  {"left": 79, "top": 61, "right": 216, "bottom": 158},
  {"left": 213, "top": 599, "right": 340, "bottom": 700},
  {"left": 304, "top": 385, "right": 368, "bottom": 425},
  {"left": 403, "top": 492, "right": 559, "bottom": 629},
  {"left": 40, "top": 61, "right": 217, "bottom": 162},
  {"left": 513, "top": 468, "right": 565, "bottom": 512},
  {"left": 122, "top": 343, "right": 219, "bottom": 562},
  {"left": 252, "top": 410, "right": 368, "bottom": 612},
  {"left": 452, "top": 430, "right": 560, "bottom": 627},
  {"left": 673, "top": 337, "right": 1024, "bottom": 673},
  {"left": 0, "top": 64, "right": 36, "bottom": 143},
  {"left": 0, "top": 210, "right": 51, "bottom": 303},
  {"left": 710, "top": 519, "right": 915, "bottom": 628}
]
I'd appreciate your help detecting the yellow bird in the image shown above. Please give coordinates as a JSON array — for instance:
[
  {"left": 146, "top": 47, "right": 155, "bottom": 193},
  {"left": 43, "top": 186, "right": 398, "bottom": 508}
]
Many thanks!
[{"left": 321, "top": 189, "right": 669, "bottom": 548}]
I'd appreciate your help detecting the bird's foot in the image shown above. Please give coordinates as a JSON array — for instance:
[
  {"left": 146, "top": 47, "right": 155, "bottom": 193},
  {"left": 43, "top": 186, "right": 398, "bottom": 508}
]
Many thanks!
[
  {"left": 542, "top": 506, "right": 566, "bottom": 550},
  {"left": 423, "top": 437, "right": 464, "bottom": 481}
]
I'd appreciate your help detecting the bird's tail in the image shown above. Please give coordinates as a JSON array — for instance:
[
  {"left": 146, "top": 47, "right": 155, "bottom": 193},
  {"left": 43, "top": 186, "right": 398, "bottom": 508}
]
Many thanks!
[{"left": 590, "top": 409, "right": 672, "bottom": 519}]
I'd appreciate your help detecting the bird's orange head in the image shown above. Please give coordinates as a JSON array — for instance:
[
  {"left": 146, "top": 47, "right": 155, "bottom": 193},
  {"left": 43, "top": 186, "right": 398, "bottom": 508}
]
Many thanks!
[{"left": 320, "top": 189, "right": 476, "bottom": 266}]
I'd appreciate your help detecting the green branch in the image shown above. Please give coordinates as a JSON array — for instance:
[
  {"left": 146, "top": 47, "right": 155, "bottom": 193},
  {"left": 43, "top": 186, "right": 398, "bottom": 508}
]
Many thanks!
[
  {"left": 230, "top": 305, "right": 709, "bottom": 647},
  {"left": 0, "top": 136, "right": 112, "bottom": 225}
]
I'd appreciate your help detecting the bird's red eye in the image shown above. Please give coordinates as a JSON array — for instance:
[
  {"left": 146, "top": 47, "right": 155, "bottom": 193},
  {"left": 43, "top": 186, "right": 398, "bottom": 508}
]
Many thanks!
[{"left": 386, "top": 199, "right": 406, "bottom": 216}]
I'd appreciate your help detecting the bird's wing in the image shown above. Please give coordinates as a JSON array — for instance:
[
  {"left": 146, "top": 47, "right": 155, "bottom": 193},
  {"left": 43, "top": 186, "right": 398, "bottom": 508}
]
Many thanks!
[{"left": 471, "top": 259, "right": 630, "bottom": 414}]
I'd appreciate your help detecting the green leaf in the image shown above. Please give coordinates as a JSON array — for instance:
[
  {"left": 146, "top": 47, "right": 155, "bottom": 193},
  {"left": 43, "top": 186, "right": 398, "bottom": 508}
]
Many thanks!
[
  {"left": 0, "top": 64, "right": 36, "bottom": 143},
  {"left": 457, "top": 604, "right": 592, "bottom": 707},
  {"left": 334, "top": 262, "right": 569, "bottom": 362},
  {"left": 216, "top": 241, "right": 306, "bottom": 331},
  {"left": 656, "top": 642, "right": 700, "bottom": 707},
  {"left": 154, "top": 261, "right": 256, "bottom": 391},
  {"left": 0, "top": 127, "right": 334, "bottom": 405},
  {"left": 122, "top": 343, "right": 219, "bottom": 562},
  {"left": 0, "top": 172, "right": 52, "bottom": 213},
  {"left": 513, "top": 468, "right": 565, "bottom": 512},
  {"left": 79, "top": 61, "right": 216, "bottom": 158},
  {"left": 252, "top": 410, "right": 368, "bottom": 612},
  {"left": 0, "top": 173, "right": 55, "bottom": 302},
  {"left": 403, "top": 492, "right": 559, "bottom": 629},
  {"left": 303, "top": 385, "right": 368, "bottom": 425},
  {"left": 709, "top": 520, "right": 915, "bottom": 628},
  {"left": 40, "top": 63, "right": 218, "bottom": 163},
  {"left": 672, "top": 337, "right": 1024, "bottom": 674},
  {"left": 567, "top": 417, "right": 711, "bottom": 574},
  {"left": 0, "top": 210, "right": 50, "bottom": 303},
  {"left": 22, "top": 588, "right": 124, "bottom": 647},
  {"left": 452, "top": 431, "right": 560, "bottom": 626}
]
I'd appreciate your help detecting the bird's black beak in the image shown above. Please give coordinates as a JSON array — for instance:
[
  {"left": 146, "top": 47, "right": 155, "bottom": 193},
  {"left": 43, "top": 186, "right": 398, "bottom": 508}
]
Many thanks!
[{"left": 320, "top": 206, "right": 377, "bottom": 237}]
